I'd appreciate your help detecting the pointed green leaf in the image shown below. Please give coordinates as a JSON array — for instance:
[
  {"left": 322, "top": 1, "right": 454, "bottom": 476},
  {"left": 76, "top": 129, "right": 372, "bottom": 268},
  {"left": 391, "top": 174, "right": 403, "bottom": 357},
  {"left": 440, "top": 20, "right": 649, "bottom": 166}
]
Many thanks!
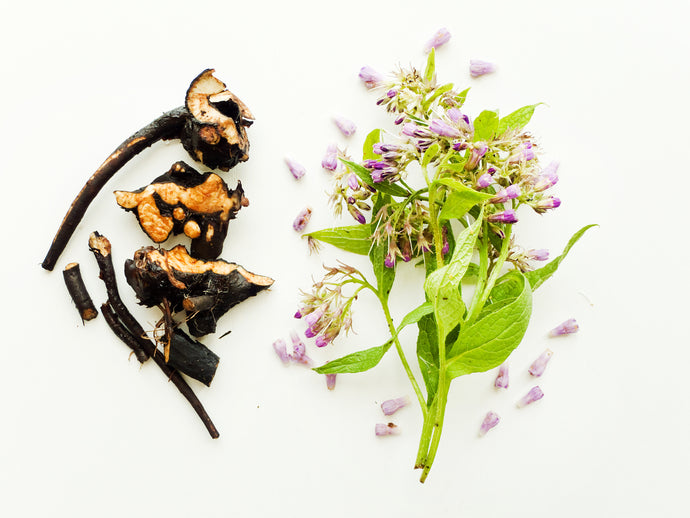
[
  {"left": 497, "top": 103, "right": 543, "bottom": 135},
  {"left": 434, "top": 178, "right": 492, "bottom": 221},
  {"left": 473, "top": 110, "right": 499, "bottom": 142},
  {"left": 447, "top": 271, "right": 532, "bottom": 378},
  {"left": 306, "top": 225, "right": 373, "bottom": 255},
  {"left": 416, "top": 313, "right": 439, "bottom": 403},
  {"left": 424, "top": 48, "right": 436, "bottom": 83},
  {"left": 313, "top": 342, "right": 393, "bottom": 374},
  {"left": 454, "top": 87, "right": 470, "bottom": 107},
  {"left": 370, "top": 235, "right": 396, "bottom": 302},
  {"left": 363, "top": 129, "right": 381, "bottom": 161},
  {"left": 525, "top": 224, "right": 598, "bottom": 290},
  {"left": 422, "top": 143, "right": 440, "bottom": 168},
  {"left": 423, "top": 82, "right": 454, "bottom": 111},
  {"left": 400, "top": 301, "right": 434, "bottom": 328}
]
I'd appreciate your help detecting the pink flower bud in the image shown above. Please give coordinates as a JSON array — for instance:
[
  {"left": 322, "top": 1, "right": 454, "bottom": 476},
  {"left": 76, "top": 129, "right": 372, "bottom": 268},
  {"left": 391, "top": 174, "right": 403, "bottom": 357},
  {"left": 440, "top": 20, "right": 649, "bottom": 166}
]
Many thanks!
[
  {"left": 494, "top": 362, "right": 509, "bottom": 389},
  {"left": 424, "top": 28, "right": 451, "bottom": 53},
  {"left": 479, "top": 411, "right": 500, "bottom": 436},
  {"left": 517, "top": 386, "right": 544, "bottom": 408},
  {"left": 333, "top": 116, "right": 357, "bottom": 137},
  {"left": 549, "top": 318, "right": 579, "bottom": 337},
  {"left": 528, "top": 349, "right": 553, "bottom": 377},
  {"left": 381, "top": 396, "right": 409, "bottom": 416},
  {"left": 284, "top": 157, "right": 306, "bottom": 180}
]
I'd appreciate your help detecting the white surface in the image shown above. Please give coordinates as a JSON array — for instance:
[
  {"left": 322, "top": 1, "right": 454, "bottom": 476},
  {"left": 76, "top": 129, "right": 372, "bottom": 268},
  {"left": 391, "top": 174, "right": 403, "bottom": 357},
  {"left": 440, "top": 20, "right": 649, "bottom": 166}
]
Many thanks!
[{"left": 1, "top": 1, "right": 688, "bottom": 516}]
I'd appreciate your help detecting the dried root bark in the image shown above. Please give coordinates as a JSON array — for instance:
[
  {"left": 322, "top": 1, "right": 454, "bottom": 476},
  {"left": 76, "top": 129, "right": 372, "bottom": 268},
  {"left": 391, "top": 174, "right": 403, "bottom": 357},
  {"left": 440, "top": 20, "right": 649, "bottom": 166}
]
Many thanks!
[
  {"left": 42, "top": 69, "right": 253, "bottom": 271},
  {"left": 114, "top": 161, "right": 248, "bottom": 260},
  {"left": 63, "top": 262, "right": 98, "bottom": 322},
  {"left": 125, "top": 245, "right": 274, "bottom": 337},
  {"left": 167, "top": 329, "right": 220, "bottom": 387}
]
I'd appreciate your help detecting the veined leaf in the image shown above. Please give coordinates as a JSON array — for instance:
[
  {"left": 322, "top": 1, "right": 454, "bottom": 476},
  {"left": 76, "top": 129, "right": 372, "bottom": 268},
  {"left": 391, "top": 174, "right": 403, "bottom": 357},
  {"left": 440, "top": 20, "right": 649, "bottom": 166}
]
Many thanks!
[
  {"left": 370, "top": 233, "right": 396, "bottom": 301},
  {"left": 416, "top": 313, "right": 439, "bottom": 403},
  {"left": 497, "top": 103, "right": 543, "bottom": 135},
  {"left": 454, "top": 87, "right": 470, "bottom": 108},
  {"left": 447, "top": 271, "right": 532, "bottom": 378},
  {"left": 306, "top": 225, "right": 373, "bottom": 255},
  {"left": 434, "top": 179, "right": 492, "bottom": 221},
  {"left": 363, "top": 129, "right": 381, "bottom": 161},
  {"left": 422, "top": 143, "right": 440, "bottom": 168},
  {"left": 473, "top": 110, "right": 499, "bottom": 142},
  {"left": 313, "top": 342, "right": 393, "bottom": 374},
  {"left": 425, "top": 48, "right": 436, "bottom": 82},
  {"left": 525, "top": 224, "right": 598, "bottom": 290},
  {"left": 423, "top": 83, "right": 454, "bottom": 111}
]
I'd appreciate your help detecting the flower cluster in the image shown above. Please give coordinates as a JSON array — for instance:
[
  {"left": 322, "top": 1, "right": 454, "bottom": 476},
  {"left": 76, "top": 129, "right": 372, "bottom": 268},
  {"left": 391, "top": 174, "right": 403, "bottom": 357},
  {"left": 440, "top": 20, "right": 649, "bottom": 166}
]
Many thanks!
[{"left": 371, "top": 200, "right": 434, "bottom": 268}]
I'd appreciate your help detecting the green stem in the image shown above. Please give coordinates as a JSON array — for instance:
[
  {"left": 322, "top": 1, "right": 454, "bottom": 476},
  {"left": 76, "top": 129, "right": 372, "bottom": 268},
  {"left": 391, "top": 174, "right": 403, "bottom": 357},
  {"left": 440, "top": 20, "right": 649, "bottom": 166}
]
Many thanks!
[
  {"left": 465, "top": 218, "right": 490, "bottom": 321},
  {"left": 419, "top": 381, "right": 449, "bottom": 482}
]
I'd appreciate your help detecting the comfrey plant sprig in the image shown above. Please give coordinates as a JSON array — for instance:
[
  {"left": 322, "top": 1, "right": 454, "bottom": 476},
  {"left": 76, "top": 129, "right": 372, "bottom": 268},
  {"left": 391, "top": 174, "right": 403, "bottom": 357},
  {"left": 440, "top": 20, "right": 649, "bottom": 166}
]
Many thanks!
[{"left": 300, "top": 50, "right": 596, "bottom": 482}]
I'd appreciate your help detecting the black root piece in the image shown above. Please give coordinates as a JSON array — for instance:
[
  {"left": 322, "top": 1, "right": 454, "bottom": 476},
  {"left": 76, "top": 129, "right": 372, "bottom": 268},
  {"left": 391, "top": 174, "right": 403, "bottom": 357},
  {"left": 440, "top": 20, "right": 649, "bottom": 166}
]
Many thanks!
[
  {"left": 41, "top": 68, "right": 254, "bottom": 271},
  {"left": 125, "top": 245, "right": 274, "bottom": 337},
  {"left": 63, "top": 262, "right": 98, "bottom": 322},
  {"left": 88, "top": 232, "right": 149, "bottom": 364},
  {"left": 114, "top": 161, "right": 248, "bottom": 260},
  {"left": 167, "top": 329, "right": 220, "bottom": 387},
  {"left": 100, "top": 302, "right": 219, "bottom": 439}
]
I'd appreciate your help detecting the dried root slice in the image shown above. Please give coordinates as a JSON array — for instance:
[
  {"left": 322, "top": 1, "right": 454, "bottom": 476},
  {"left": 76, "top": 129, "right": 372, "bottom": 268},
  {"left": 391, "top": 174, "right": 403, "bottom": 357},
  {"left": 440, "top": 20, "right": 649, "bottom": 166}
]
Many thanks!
[
  {"left": 125, "top": 245, "right": 274, "bottom": 337},
  {"left": 167, "top": 329, "right": 220, "bottom": 387},
  {"left": 114, "top": 161, "right": 248, "bottom": 260},
  {"left": 63, "top": 262, "right": 98, "bottom": 322}
]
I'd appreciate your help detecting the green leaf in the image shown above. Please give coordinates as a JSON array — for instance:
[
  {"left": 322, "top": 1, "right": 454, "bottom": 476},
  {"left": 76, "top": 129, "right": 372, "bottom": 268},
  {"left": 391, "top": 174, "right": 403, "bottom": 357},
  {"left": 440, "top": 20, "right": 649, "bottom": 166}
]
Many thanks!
[
  {"left": 306, "top": 225, "right": 373, "bottom": 255},
  {"left": 400, "top": 301, "right": 434, "bottom": 328},
  {"left": 416, "top": 313, "right": 439, "bottom": 403},
  {"left": 525, "top": 224, "right": 598, "bottom": 290},
  {"left": 424, "top": 48, "right": 436, "bottom": 83},
  {"left": 424, "top": 214, "right": 482, "bottom": 337},
  {"left": 340, "top": 158, "right": 409, "bottom": 198},
  {"left": 454, "top": 87, "right": 470, "bottom": 108},
  {"left": 422, "top": 143, "right": 440, "bottom": 168},
  {"left": 497, "top": 103, "right": 542, "bottom": 135},
  {"left": 447, "top": 271, "right": 532, "bottom": 378},
  {"left": 370, "top": 235, "right": 396, "bottom": 302},
  {"left": 363, "top": 129, "right": 381, "bottom": 161},
  {"left": 313, "top": 342, "right": 393, "bottom": 374},
  {"left": 434, "top": 179, "right": 492, "bottom": 221},
  {"left": 473, "top": 110, "right": 499, "bottom": 142}
]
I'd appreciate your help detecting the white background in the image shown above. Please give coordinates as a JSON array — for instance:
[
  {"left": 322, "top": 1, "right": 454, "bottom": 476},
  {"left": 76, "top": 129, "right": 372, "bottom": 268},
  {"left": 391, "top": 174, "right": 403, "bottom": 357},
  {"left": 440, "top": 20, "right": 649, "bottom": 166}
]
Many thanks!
[{"left": 1, "top": 1, "right": 688, "bottom": 516}]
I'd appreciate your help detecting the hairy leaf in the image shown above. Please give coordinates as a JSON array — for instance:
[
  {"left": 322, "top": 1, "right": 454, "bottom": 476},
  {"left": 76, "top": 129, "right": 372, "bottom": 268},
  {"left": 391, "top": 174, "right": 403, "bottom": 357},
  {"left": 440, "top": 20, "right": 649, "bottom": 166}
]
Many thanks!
[
  {"left": 473, "top": 110, "right": 499, "bottom": 142},
  {"left": 363, "top": 129, "right": 382, "bottom": 161},
  {"left": 525, "top": 224, "right": 598, "bottom": 290},
  {"left": 313, "top": 342, "right": 393, "bottom": 374},
  {"left": 425, "top": 48, "right": 436, "bottom": 83},
  {"left": 306, "top": 225, "right": 373, "bottom": 255},
  {"left": 497, "top": 103, "right": 543, "bottom": 135},
  {"left": 370, "top": 234, "right": 396, "bottom": 301}
]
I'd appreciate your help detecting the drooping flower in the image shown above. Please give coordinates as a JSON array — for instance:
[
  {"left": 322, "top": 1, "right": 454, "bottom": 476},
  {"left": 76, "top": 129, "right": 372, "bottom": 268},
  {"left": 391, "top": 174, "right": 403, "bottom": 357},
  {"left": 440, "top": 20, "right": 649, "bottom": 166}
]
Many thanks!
[
  {"left": 494, "top": 362, "right": 509, "bottom": 389},
  {"left": 533, "top": 161, "right": 560, "bottom": 191},
  {"left": 517, "top": 386, "right": 544, "bottom": 408},
  {"left": 272, "top": 338, "right": 290, "bottom": 364},
  {"left": 325, "top": 373, "right": 337, "bottom": 391},
  {"left": 470, "top": 59, "right": 496, "bottom": 78},
  {"left": 375, "top": 422, "right": 400, "bottom": 436},
  {"left": 465, "top": 142, "right": 488, "bottom": 170},
  {"left": 490, "top": 185, "right": 521, "bottom": 204},
  {"left": 535, "top": 196, "right": 561, "bottom": 211},
  {"left": 424, "top": 28, "right": 451, "bottom": 53},
  {"left": 549, "top": 318, "right": 579, "bottom": 337},
  {"left": 528, "top": 349, "right": 554, "bottom": 377},
  {"left": 284, "top": 157, "right": 306, "bottom": 180},
  {"left": 289, "top": 331, "right": 313, "bottom": 366},
  {"left": 359, "top": 66, "right": 383, "bottom": 89},
  {"left": 293, "top": 207, "right": 313, "bottom": 232},
  {"left": 429, "top": 118, "right": 461, "bottom": 138},
  {"left": 381, "top": 396, "right": 409, "bottom": 416},
  {"left": 476, "top": 173, "right": 494, "bottom": 189},
  {"left": 478, "top": 411, "right": 500, "bottom": 436},
  {"left": 333, "top": 115, "right": 357, "bottom": 137},
  {"left": 526, "top": 248, "right": 549, "bottom": 261},
  {"left": 322, "top": 143, "right": 339, "bottom": 171},
  {"left": 488, "top": 209, "right": 518, "bottom": 224}
]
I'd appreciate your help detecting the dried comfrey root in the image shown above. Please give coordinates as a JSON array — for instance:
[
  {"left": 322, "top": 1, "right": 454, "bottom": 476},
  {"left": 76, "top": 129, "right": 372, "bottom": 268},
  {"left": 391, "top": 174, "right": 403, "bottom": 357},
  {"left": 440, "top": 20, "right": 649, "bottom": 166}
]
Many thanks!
[
  {"left": 63, "top": 262, "right": 98, "bottom": 322},
  {"left": 42, "top": 69, "right": 254, "bottom": 271},
  {"left": 114, "top": 161, "right": 248, "bottom": 260},
  {"left": 125, "top": 245, "right": 274, "bottom": 337}
]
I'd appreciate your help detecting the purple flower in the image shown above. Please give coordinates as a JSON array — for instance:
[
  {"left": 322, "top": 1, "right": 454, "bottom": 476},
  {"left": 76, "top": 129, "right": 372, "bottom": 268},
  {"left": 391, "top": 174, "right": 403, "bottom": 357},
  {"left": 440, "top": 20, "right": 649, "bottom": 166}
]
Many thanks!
[
  {"left": 334, "top": 115, "right": 357, "bottom": 137},
  {"left": 321, "top": 143, "right": 339, "bottom": 171},
  {"left": 402, "top": 122, "right": 432, "bottom": 139},
  {"left": 387, "top": 89, "right": 397, "bottom": 98},
  {"left": 424, "top": 27, "right": 451, "bottom": 53},
  {"left": 494, "top": 362, "right": 509, "bottom": 389},
  {"left": 549, "top": 318, "right": 579, "bottom": 337},
  {"left": 470, "top": 59, "right": 496, "bottom": 78},
  {"left": 347, "top": 173, "right": 360, "bottom": 190},
  {"left": 326, "top": 373, "right": 337, "bottom": 391},
  {"left": 272, "top": 338, "right": 290, "bottom": 364},
  {"left": 446, "top": 108, "right": 463, "bottom": 123},
  {"left": 359, "top": 66, "right": 383, "bottom": 89},
  {"left": 284, "top": 157, "right": 305, "bottom": 180},
  {"left": 535, "top": 197, "right": 561, "bottom": 210},
  {"left": 490, "top": 185, "right": 521, "bottom": 204},
  {"left": 375, "top": 422, "right": 400, "bottom": 436},
  {"left": 509, "top": 143, "right": 536, "bottom": 163},
  {"left": 304, "top": 308, "right": 324, "bottom": 329},
  {"left": 289, "top": 331, "right": 313, "bottom": 366},
  {"left": 429, "top": 119, "right": 461, "bottom": 138},
  {"left": 478, "top": 411, "right": 500, "bottom": 436},
  {"left": 488, "top": 209, "right": 518, "bottom": 224},
  {"left": 476, "top": 173, "right": 493, "bottom": 189},
  {"left": 526, "top": 248, "right": 549, "bottom": 261},
  {"left": 517, "top": 386, "right": 544, "bottom": 408},
  {"left": 292, "top": 207, "right": 312, "bottom": 232},
  {"left": 533, "top": 161, "right": 560, "bottom": 191},
  {"left": 384, "top": 251, "right": 396, "bottom": 268},
  {"left": 373, "top": 142, "right": 401, "bottom": 155},
  {"left": 348, "top": 204, "right": 366, "bottom": 224},
  {"left": 381, "top": 396, "right": 409, "bottom": 416},
  {"left": 465, "top": 142, "right": 488, "bottom": 170},
  {"left": 315, "top": 334, "right": 332, "bottom": 348},
  {"left": 528, "top": 349, "right": 554, "bottom": 377}
]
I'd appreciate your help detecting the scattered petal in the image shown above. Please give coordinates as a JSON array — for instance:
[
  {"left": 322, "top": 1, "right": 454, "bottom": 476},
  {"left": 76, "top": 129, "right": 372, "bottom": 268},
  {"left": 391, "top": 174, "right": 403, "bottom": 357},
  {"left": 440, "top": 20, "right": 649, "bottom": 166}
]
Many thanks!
[
  {"left": 359, "top": 66, "right": 383, "bottom": 89},
  {"left": 470, "top": 59, "right": 496, "bottom": 78},
  {"left": 479, "top": 411, "right": 500, "bottom": 436},
  {"left": 528, "top": 349, "right": 554, "bottom": 377},
  {"left": 333, "top": 116, "right": 357, "bottom": 137},
  {"left": 526, "top": 248, "right": 549, "bottom": 261},
  {"left": 549, "top": 318, "right": 579, "bottom": 337},
  {"left": 326, "top": 373, "right": 337, "bottom": 391},
  {"left": 375, "top": 422, "right": 400, "bottom": 436},
  {"left": 494, "top": 362, "right": 509, "bottom": 389},
  {"left": 381, "top": 396, "right": 409, "bottom": 416},
  {"left": 272, "top": 338, "right": 290, "bottom": 364},
  {"left": 284, "top": 157, "right": 306, "bottom": 180},
  {"left": 293, "top": 207, "right": 313, "bottom": 232},
  {"left": 517, "top": 386, "right": 544, "bottom": 408},
  {"left": 321, "top": 143, "right": 339, "bottom": 171},
  {"left": 424, "top": 28, "right": 451, "bottom": 53}
]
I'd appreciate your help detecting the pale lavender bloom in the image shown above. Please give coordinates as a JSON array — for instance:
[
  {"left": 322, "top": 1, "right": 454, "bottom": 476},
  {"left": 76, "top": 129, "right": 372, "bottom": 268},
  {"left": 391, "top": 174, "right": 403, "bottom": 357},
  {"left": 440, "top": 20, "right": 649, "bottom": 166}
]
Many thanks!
[
  {"left": 479, "top": 411, "right": 500, "bottom": 436},
  {"left": 528, "top": 349, "right": 554, "bottom": 377},
  {"left": 536, "top": 197, "right": 561, "bottom": 210},
  {"left": 289, "top": 330, "right": 313, "bottom": 366},
  {"left": 375, "top": 422, "right": 400, "bottom": 436},
  {"left": 315, "top": 334, "right": 332, "bottom": 348},
  {"left": 381, "top": 396, "right": 409, "bottom": 416},
  {"left": 494, "top": 362, "right": 509, "bottom": 389},
  {"left": 527, "top": 248, "right": 549, "bottom": 261},
  {"left": 465, "top": 142, "right": 488, "bottom": 170},
  {"left": 402, "top": 122, "right": 432, "bottom": 139},
  {"left": 470, "top": 59, "right": 496, "bottom": 78},
  {"left": 490, "top": 185, "right": 521, "bottom": 204},
  {"left": 347, "top": 173, "right": 360, "bottom": 190},
  {"left": 446, "top": 108, "right": 463, "bottom": 123},
  {"left": 488, "top": 209, "right": 518, "bottom": 224},
  {"left": 534, "top": 161, "right": 560, "bottom": 191},
  {"left": 517, "top": 386, "right": 544, "bottom": 408},
  {"left": 387, "top": 89, "right": 397, "bottom": 98},
  {"left": 304, "top": 308, "right": 324, "bottom": 329},
  {"left": 321, "top": 143, "right": 339, "bottom": 171},
  {"left": 424, "top": 27, "right": 451, "bottom": 53},
  {"left": 549, "top": 318, "right": 579, "bottom": 337},
  {"left": 429, "top": 119, "right": 461, "bottom": 138},
  {"left": 359, "top": 66, "right": 383, "bottom": 89},
  {"left": 272, "top": 338, "right": 290, "bottom": 364},
  {"left": 334, "top": 116, "right": 357, "bottom": 137},
  {"left": 476, "top": 173, "right": 493, "bottom": 189},
  {"left": 373, "top": 142, "right": 401, "bottom": 155},
  {"left": 326, "top": 373, "right": 337, "bottom": 391},
  {"left": 284, "top": 157, "right": 306, "bottom": 180},
  {"left": 293, "top": 207, "right": 312, "bottom": 232}
]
